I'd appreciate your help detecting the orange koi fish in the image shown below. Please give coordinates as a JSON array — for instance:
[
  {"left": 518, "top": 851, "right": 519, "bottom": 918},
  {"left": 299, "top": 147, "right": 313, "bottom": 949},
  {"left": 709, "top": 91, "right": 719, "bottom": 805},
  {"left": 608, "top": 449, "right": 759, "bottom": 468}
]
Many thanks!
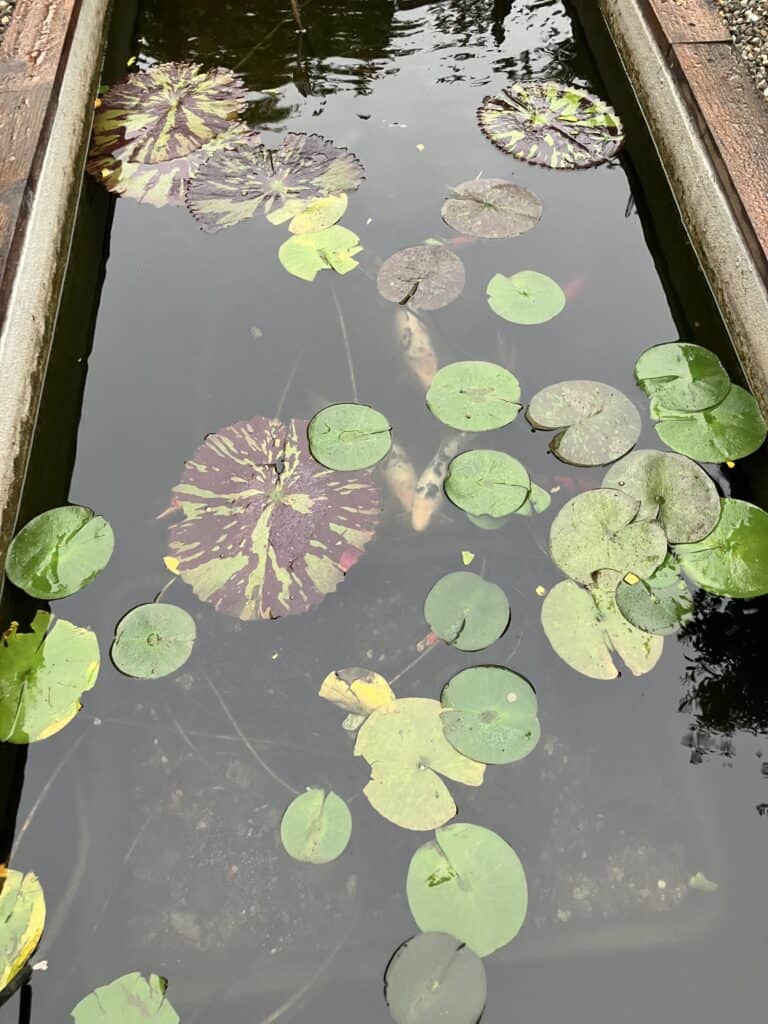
[
  {"left": 411, "top": 433, "right": 468, "bottom": 532},
  {"left": 382, "top": 441, "right": 418, "bottom": 513},
  {"left": 394, "top": 307, "right": 438, "bottom": 390}
]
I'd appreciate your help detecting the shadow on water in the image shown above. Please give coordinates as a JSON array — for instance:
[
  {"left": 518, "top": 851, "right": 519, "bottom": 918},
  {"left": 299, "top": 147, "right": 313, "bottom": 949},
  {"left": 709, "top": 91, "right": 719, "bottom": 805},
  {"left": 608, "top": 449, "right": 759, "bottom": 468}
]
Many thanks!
[{"left": 2, "top": 2, "right": 768, "bottom": 1022}]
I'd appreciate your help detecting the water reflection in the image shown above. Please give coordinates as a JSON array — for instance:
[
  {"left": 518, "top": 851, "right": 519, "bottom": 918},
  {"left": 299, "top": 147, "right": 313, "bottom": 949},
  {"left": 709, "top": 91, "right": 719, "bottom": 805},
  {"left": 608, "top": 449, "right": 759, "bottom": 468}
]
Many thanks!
[{"left": 138, "top": 0, "right": 577, "bottom": 123}]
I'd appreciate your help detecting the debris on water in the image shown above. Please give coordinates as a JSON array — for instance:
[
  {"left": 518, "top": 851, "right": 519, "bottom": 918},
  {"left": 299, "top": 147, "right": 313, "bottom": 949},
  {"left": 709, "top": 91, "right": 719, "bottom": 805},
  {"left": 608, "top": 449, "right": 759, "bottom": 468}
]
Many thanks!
[{"left": 689, "top": 872, "right": 719, "bottom": 893}]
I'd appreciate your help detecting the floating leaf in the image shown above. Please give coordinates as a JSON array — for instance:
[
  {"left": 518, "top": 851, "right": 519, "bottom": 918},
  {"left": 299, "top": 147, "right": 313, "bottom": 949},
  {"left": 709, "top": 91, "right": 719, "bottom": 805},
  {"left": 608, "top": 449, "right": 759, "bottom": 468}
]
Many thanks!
[
  {"left": 110, "top": 603, "right": 196, "bottom": 679},
  {"left": 0, "top": 612, "right": 99, "bottom": 744},
  {"left": 90, "top": 61, "right": 247, "bottom": 165},
  {"left": 444, "top": 450, "right": 531, "bottom": 518},
  {"left": 423, "top": 572, "right": 509, "bottom": 652},
  {"left": 541, "top": 576, "right": 663, "bottom": 679},
  {"left": 71, "top": 973, "right": 179, "bottom": 1023},
  {"left": 441, "top": 666, "right": 540, "bottom": 765},
  {"left": 406, "top": 823, "right": 527, "bottom": 957},
  {"left": 0, "top": 871, "right": 45, "bottom": 997},
  {"left": 477, "top": 81, "right": 623, "bottom": 169},
  {"left": 651, "top": 385, "right": 767, "bottom": 462},
  {"left": 487, "top": 271, "right": 565, "bottom": 325},
  {"left": 466, "top": 512, "right": 513, "bottom": 530},
  {"left": 384, "top": 932, "right": 487, "bottom": 1024},
  {"left": 280, "top": 788, "right": 352, "bottom": 864},
  {"left": 308, "top": 403, "right": 392, "bottom": 470},
  {"left": 278, "top": 226, "right": 363, "bottom": 281},
  {"left": 167, "top": 416, "right": 380, "bottom": 619},
  {"left": 187, "top": 132, "right": 364, "bottom": 232},
  {"left": 440, "top": 178, "right": 542, "bottom": 239},
  {"left": 87, "top": 123, "right": 256, "bottom": 208},
  {"left": 634, "top": 342, "right": 731, "bottom": 412},
  {"left": 614, "top": 557, "right": 693, "bottom": 635},
  {"left": 5, "top": 506, "right": 114, "bottom": 600},
  {"left": 288, "top": 193, "right": 348, "bottom": 233},
  {"left": 526, "top": 380, "right": 641, "bottom": 466},
  {"left": 514, "top": 481, "right": 552, "bottom": 517},
  {"left": 675, "top": 498, "right": 768, "bottom": 598},
  {"left": 377, "top": 245, "right": 466, "bottom": 311},
  {"left": 549, "top": 489, "right": 667, "bottom": 585},
  {"left": 426, "top": 361, "right": 522, "bottom": 431},
  {"left": 602, "top": 449, "right": 720, "bottom": 543},
  {"left": 319, "top": 668, "right": 395, "bottom": 723},
  {"left": 354, "top": 699, "right": 484, "bottom": 831},
  {"left": 461, "top": 551, "right": 475, "bottom": 566}
]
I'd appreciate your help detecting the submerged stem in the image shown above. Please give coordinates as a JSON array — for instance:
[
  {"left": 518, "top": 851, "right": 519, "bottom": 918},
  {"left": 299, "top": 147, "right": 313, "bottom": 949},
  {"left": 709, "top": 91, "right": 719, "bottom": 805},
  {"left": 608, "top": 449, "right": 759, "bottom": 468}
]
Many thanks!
[{"left": 331, "top": 284, "right": 358, "bottom": 402}]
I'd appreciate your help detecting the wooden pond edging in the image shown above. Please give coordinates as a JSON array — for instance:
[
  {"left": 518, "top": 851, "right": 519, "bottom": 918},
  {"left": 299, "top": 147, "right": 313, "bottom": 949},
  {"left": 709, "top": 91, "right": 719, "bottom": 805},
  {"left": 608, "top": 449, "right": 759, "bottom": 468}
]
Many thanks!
[
  {"left": 0, "top": 0, "right": 112, "bottom": 573},
  {"left": 577, "top": 0, "right": 768, "bottom": 421}
]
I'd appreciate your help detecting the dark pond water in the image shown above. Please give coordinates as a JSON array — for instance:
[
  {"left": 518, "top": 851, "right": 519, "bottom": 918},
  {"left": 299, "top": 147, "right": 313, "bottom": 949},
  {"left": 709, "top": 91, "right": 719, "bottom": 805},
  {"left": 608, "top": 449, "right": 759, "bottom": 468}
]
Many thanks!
[{"left": 2, "top": 1, "right": 768, "bottom": 1021}]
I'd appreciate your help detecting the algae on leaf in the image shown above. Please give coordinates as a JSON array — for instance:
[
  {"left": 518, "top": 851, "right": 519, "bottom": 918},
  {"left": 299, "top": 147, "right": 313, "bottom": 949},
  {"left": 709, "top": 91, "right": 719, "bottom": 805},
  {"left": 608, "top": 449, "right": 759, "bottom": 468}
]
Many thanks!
[
  {"left": 0, "top": 612, "right": 100, "bottom": 744},
  {"left": 441, "top": 178, "right": 542, "bottom": 239},
  {"left": 377, "top": 245, "right": 466, "bottom": 311}
]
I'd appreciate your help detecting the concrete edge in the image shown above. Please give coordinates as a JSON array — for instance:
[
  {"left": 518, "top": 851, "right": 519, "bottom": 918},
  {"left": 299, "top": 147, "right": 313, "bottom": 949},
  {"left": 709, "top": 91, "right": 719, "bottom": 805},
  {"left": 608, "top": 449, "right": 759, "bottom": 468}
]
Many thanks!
[
  {"left": 592, "top": 0, "right": 768, "bottom": 420},
  {"left": 0, "top": 0, "right": 112, "bottom": 569}
]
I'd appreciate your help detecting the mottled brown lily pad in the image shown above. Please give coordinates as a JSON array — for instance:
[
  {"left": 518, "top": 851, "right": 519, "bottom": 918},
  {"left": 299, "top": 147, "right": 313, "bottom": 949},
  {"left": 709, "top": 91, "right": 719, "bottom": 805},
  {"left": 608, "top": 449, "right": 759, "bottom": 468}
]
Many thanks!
[
  {"left": 441, "top": 178, "right": 542, "bottom": 239},
  {"left": 166, "top": 416, "right": 380, "bottom": 619},
  {"left": 377, "top": 245, "right": 466, "bottom": 311}
]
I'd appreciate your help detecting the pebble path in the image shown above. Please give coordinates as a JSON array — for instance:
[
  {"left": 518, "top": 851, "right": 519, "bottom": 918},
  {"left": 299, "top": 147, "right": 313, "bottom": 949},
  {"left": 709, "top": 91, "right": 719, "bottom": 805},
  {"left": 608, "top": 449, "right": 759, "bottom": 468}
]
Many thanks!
[{"left": 716, "top": 0, "right": 768, "bottom": 99}]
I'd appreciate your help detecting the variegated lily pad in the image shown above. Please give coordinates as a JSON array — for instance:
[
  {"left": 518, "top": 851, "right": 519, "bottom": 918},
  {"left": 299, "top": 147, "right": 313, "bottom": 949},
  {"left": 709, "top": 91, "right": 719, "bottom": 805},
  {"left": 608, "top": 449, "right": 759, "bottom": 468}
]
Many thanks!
[
  {"left": 92, "top": 62, "right": 248, "bottom": 165},
  {"left": 166, "top": 416, "right": 380, "bottom": 619},
  {"left": 440, "top": 178, "right": 542, "bottom": 239},
  {"left": 477, "top": 81, "right": 624, "bottom": 170},
  {"left": 377, "top": 245, "right": 466, "bottom": 311},
  {"left": 87, "top": 123, "right": 256, "bottom": 209},
  {"left": 187, "top": 132, "right": 365, "bottom": 233}
]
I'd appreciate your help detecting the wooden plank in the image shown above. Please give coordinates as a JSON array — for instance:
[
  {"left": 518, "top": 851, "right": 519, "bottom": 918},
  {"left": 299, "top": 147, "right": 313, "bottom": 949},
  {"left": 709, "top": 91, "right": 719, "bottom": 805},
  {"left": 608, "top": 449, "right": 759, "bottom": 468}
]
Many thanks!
[
  {"left": 0, "top": 0, "right": 79, "bottom": 317},
  {"left": 643, "top": 0, "right": 731, "bottom": 44},
  {"left": 672, "top": 40, "right": 768, "bottom": 271}
]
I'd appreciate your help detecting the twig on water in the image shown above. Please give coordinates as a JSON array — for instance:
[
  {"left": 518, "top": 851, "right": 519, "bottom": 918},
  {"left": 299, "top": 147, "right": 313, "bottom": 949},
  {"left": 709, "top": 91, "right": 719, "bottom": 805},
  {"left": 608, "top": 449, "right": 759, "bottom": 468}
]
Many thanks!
[
  {"left": 205, "top": 675, "right": 299, "bottom": 795},
  {"left": 389, "top": 640, "right": 439, "bottom": 690},
  {"left": 289, "top": 0, "right": 306, "bottom": 32},
  {"left": 331, "top": 284, "right": 358, "bottom": 402}
]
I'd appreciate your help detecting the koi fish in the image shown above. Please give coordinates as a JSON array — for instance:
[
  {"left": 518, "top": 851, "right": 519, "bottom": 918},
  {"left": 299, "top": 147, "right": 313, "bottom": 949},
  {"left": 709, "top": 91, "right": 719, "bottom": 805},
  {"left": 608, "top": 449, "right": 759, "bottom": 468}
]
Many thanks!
[
  {"left": 394, "top": 307, "right": 438, "bottom": 390},
  {"left": 563, "top": 276, "right": 587, "bottom": 301},
  {"left": 411, "top": 433, "right": 468, "bottom": 532},
  {"left": 381, "top": 441, "right": 418, "bottom": 513}
]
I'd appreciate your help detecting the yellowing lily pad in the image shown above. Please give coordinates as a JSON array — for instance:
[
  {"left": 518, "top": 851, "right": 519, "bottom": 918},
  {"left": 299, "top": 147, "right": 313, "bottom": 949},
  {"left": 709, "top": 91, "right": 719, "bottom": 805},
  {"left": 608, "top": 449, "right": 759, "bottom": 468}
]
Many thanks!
[
  {"left": 71, "top": 973, "right": 179, "bottom": 1023},
  {"left": 288, "top": 193, "right": 348, "bottom": 233},
  {"left": 319, "top": 667, "right": 395, "bottom": 728},
  {"left": 278, "top": 226, "right": 363, "bottom": 281},
  {"left": 354, "top": 698, "right": 484, "bottom": 831},
  {"left": 0, "top": 612, "right": 100, "bottom": 744},
  {"left": 0, "top": 870, "right": 45, "bottom": 997}
]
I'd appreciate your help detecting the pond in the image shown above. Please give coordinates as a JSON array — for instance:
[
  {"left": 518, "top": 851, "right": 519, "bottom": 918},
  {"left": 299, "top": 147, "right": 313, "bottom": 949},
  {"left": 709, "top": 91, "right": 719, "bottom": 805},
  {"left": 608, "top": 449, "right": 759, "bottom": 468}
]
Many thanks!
[{"left": 2, "top": 1, "right": 768, "bottom": 1021}]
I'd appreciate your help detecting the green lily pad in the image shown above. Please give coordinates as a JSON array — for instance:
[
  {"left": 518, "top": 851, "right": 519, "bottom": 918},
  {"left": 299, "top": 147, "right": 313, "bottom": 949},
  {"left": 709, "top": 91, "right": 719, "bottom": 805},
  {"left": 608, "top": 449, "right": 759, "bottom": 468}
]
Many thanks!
[
  {"left": 440, "top": 178, "right": 542, "bottom": 239},
  {"left": 674, "top": 498, "right": 768, "bottom": 598},
  {"left": 466, "top": 512, "right": 513, "bottom": 530},
  {"left": 423, "top": 572, "right": 510, "bottom": 651},
  {"left": 514, "top": 481, "right": 552, "bottom": 517},
  {"left": 441, "top": 666, "right": 540, "bottom": 765},
  {"left": 110, "top": 603, "right": 196, "bottom": 679},
  {"left": 615, "top": 558, "right": 693, "bottom": 636},
  {"left": 354, "top": 698, "right": 485, "bottom": 831},
  {"left": 526, "top": 380, "right": 641, "bottom": 466},
  {"left": 288, "top": 193, "right": 348, "bottom": 233},
  {"left": 444, "top": 450, "right": 531, "bottom": 518},
  {"left": 634, "top": 342, "right": 731, "bottom": 412},
  {"left": 280, "top": 788, "right": 352, "bottom": 864},
  {"left": 0, "top": 611, "right": 100, "bottom": 744},
  {"left": 5, "top": 505, "right": 114, "bottom": 600},
  {"left": 308, "top": 403, "right": 392, "bottom": 471},
  {"left": 0, "top": 870, "right": 46, "bottom": 998},
  {"left": 377, "top": 245, "right": 466, "bottom": 311},
  {"left": 602, "top": 449, "right": 720, "bottom": 543},
  {"left": 541, "top": 575, "right": 663, "bottom": 679},
  {"left": 384, "top": 932, "right": 487, "bottom": 1024},
  {"left": 651, "top": 385, "right": 767, "bottom": 462},
  {"left": 426, "top": 361, "right": 522, "bottom": 431},
  {"left": 487, "top": 270, "right": 565, "bottom": 325},
  {"left": 477, "top": 81, "right": 624, "bottom": 170},
  {"left": 71, "top": 973, "right": 179, "bottom": 1023},
  {"left": 549, "top": 489, "right": 667, "bottom": 585},
  {"left": 278, "top": 225, "right": 363, "bottom": 281},
  {"left": 406, "top": 823, "right": 528, "bottom": 957}
]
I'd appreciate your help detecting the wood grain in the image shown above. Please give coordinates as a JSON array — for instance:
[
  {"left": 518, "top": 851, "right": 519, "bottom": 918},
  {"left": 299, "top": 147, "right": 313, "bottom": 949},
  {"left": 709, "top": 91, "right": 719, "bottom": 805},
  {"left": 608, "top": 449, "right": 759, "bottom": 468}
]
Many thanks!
[
  {"left": 672, "top": 40, "right": 768, "bottom": 271},
  {"left": 0, "top": 0, "right": 79, "bottom": 319},
  {"left": 643, "top": 0, "right": 731, "bottom": 44}
]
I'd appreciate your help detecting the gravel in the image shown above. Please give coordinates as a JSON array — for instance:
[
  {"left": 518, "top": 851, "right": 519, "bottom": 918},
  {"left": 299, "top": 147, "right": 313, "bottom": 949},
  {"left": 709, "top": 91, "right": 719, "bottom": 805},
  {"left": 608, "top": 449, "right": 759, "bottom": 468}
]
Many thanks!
[
  {"left": 0, "top": 0, "right": 16, "bottom": 40},
  {"left": 716, "top": 0, "right": 768, "bottom": 98}
]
